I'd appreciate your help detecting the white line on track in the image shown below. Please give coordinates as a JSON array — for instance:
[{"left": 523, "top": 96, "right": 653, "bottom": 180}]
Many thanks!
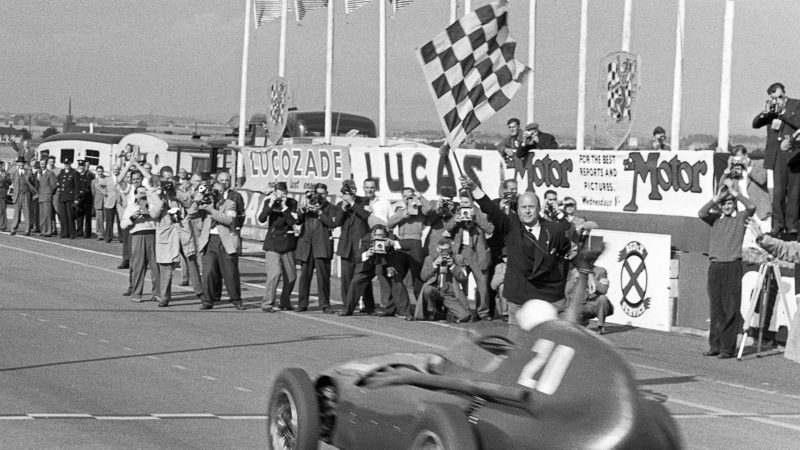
[
  {"left": 172, "top": 365, "right": 188, "bottom": 370},
  {"left": 0, "top": 414, "right": 267, "bottom": 421},
  {"left": 5, "top": 237, "right": 800, "bottom": 432},
  {"left": 201, "top": 375, "right": 217, "bottom": 381}
]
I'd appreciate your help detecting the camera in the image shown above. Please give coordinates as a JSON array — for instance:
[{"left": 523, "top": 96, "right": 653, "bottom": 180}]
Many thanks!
[
  {"left": 436, "top": 198, "right": 457, "bottom": 217},
  {"left": 767, "top": 98, "right": 783, "bottom": 114},
  {"left": 438, "top": 248, "right": 452, "bottom": 265},
  {"left": 543, "top": 202, "right": 559, "bottom": 220},
  {"left": 160, "top": 180, "right": 175, "bottom": 195},
  {"left": 196, "top": 184, "right": 215, "bottom": 205},
  {"left": 341, "top": 185, "right": 356, "bottom": 196},
  {"left": 305, "top": 190, "right": 326, "bottom": 206},
  {"left": 167, "top": 206, "right": 182, "bottom": 223},
  {"left": 456, "top": 206, "right": 474, "bottom": 222},
  {"left": 372, "top": 238, "right": 389, "bottom": 255},
  {"left": 271, "top": 197, "right": 283, "bottom": 209},
  {"left": 405, "top": 196, "right": 422, "bottom": 215},
  {"left": 502, "top": 192, "right": 518, "bottom": 210},
  {"left": 729, "top": 156, "right": 746, "bottom": 178}
]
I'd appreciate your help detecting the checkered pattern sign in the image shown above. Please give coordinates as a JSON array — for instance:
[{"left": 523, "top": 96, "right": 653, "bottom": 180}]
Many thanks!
[
  {"left": 416, "top": 0, "right": 530, "bottom": 148},
  {"left": 267, "top": 77, "right": 290, "bottom": 141},
  {"left": 605, "top": 58, "right": 637, "bottom": 122}
]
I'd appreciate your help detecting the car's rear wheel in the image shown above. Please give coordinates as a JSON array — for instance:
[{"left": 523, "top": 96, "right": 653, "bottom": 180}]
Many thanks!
[
  {"left": 410, "top": 404, "right": 478, "bottom": 450},
  {"left": 267, "top": 368, "right": 320, "bottom": 450}
]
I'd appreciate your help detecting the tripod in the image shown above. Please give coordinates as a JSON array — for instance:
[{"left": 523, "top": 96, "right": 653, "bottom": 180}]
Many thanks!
[{"left": 737, "top": 259, "right": 792, "bottom": 360}]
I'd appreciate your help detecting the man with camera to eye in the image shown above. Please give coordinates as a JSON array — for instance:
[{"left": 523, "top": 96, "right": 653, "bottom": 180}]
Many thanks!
[
  {"left": 414, "top": 237, "right": 472, "bottom": 322},
  {"left": 120, "top": 183, "right": 161, "bottom": 303},
  {"left": 461, "top": 176, "right": 577, "bottom": 323},
  {"left": 541, "top": 190, "right": 568, "bottom": 224},
  {"left": 192, "top": 181, "right": 244, "bottom": 310},
  {"left": 698, "top": 181, "right": 756, "bottom": 359},
  {"left": 258, "top": 181, "right": 298, "bottom": 313},
  {"left": 335, "top": 179, "right": 376, "bottom": 313},
  {"left": 753, "top": 82, "right": 800, "bottom": 240},
  {"left": 338, "top": 224, "right": 398, "bottom": 316},
  {"left": 448, "top": 190, "right": 494, "bottom": 321},
  {"left": 296, "top": 183, "right": 343, "bottom": 313},
  {"left": 425, "top": 186, "right": 459, "bottom": 260},
  {"left": 650, "top": 126, "right": 671, "bottom": 151}
]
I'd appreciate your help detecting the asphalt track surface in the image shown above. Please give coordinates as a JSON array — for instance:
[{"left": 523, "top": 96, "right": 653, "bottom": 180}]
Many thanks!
[{"left": 2, "top": 232, "right": 800, "bottom": 449}]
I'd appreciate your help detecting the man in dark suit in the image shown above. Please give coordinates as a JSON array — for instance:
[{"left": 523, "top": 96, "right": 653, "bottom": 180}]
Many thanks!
[
  {"left": 338, "top": 224, "right": 393, "bottom": 316},
  {"left": 462, "top": 176, "right": 577, "bottom": 324},
  {"left": 28, "top": 161, "right": 41, "bottom": 233},
  {"left": 258, "top": 181, "right": 298, "bottom": 312},
  {"left": 74, "top": 160, "right": 94, "bottom": 238},
  {"left": 335, "top": 179, "right": 375, "bottom": 313},
  {"left": 753, "top": 82, "right": 800, "bottom": 239},
  {"left": 38, "top": 158, "right": 58, "bottom": 236},
  {"left": 295, "top": 183, "right": 342, "bottom": 313},
  {"left": 57, "top": 157, "right": 79, "bottom": 239},
  {"left": 9, "top": 157, "right": 36, "bottom": 236},
  {"left": 0, "top": 161, "right": 11, "bottom": 232},
  {"left": 449, "top": 191, "right": 494, "bottom": 320},
  {"left": 516, "top": 122, "right": 559, "bottom": 159}
]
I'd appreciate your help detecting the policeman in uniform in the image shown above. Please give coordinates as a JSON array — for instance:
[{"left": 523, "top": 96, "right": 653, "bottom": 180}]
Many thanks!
[
  {"left": 74, "top": 160, "right": 94, "bottom": 238},
  {"left": 57, "top": 157, "right": 79, "bottom": 239}
]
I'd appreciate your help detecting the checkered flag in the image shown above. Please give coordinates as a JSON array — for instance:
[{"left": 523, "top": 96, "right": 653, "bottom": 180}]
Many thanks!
[
  {"left": 416, "top": 0, "right": 529, "bottom": 148},
  {"left": 606, "top": 58, "right": 637, "bottom": 122}
]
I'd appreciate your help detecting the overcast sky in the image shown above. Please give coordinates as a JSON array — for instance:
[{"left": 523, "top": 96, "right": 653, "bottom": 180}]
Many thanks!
[{"left": 0, "top": 0, "right": 797, "bottom": 140}]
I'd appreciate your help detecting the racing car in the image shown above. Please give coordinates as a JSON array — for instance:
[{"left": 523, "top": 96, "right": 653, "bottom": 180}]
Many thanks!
[{"left": 266, "top": 303, "right": 682, "bottom": 450}]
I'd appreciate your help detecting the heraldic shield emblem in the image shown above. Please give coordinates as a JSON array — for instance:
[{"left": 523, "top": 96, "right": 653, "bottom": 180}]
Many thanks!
[
  {"left": 618, "top": 241, "right": 650, "bottom": 318},
  {"left": 599, "top": 51, "right": 641, "bottom": 150},
  {"left": 267, "top": 76, "right": 290, "bottom": 143}
]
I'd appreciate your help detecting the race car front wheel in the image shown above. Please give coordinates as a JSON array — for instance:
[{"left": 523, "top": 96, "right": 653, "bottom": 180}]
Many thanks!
[
  {"left": 410, "top": 404, "right": 478, "bottom": 450},
  {"left": 267, "top": 368, "right": 321, "bottom": 450}
]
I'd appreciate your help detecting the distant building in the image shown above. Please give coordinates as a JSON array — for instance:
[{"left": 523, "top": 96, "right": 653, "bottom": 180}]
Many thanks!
[
  {"left": 0, "top": 127, "right": 26, "bottom": 144},
  {"left": 62, "top": 97, "right": 146, "bottom": 135}
]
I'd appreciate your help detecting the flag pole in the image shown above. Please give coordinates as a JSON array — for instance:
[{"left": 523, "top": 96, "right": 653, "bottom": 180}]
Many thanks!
[
  {"left": 324, "top": 0, "right": 335, "bottom": 144},
  {"left": 670, "top": 0, "right": 686, "bottom": 151},
  {"left": 278, "top": 0, "right": 288, "bottom": 77},
  {"left": 236, "top": 0, "right": 252, "bottom": 180},
  {"left": 464, "top": 0, "right": 471, "bottom": 15},
  {"left": 621, "top": 0, "right": 632, "bottom": 52},
  {"left": 449, "top": 0, "right": 457, "bottom": 23},
  {"left": 379, "top": 0, "right": 387, "bottom": 147},
  {"left": 526, "top": 0, "right": 536, "bottom": 124},
  {"left": 575, "top": 0, "right": 588, "bottom": 151},
  {"left": 717, "top": 0, "right": 734, "bottom": 153}
]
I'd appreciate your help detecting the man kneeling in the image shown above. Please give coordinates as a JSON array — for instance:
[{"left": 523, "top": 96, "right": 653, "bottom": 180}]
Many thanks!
[{"left": 414, "top": 237, "right": 472, "bottom": 322}]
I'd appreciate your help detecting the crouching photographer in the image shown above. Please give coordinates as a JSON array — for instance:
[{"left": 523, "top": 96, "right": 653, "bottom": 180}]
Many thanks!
[
  {"left": 414, "top": 237, "right": 472, "bottom": 322},
  {"left": 120, "top": 185, "right": 161, "bottom": 303},
  {"left": 338, "top": 224, "right": 397, "bottom": 316},
  {"left": 150, "top": 178, "right": 202, "bottom": 307}
]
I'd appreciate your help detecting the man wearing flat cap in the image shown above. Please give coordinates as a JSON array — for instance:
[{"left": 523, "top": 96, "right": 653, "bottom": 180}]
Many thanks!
[
  {"left": 515, "top": 122, "right": 559, "bottom": 160},
  {"left": 56, "top": 157, "right": 79, "bottom": 239},
  {"left": 9, "top": 157, "right": 36, "bottom": 236}
]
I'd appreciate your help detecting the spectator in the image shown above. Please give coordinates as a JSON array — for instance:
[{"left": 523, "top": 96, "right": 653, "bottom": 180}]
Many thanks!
[
  {"left": 516, "top": 123, "right": 559, "bottom": 157},
  {"left": 74, "top": 160, "right": 94, "bottom": 239},
  {"left": 120, "top": 184, "right": 161, "bottom": 303},
  {"left": 462, "top": 176, "right": 577, "bottom": 323},
  {"left": 103, "top": 165, "right": 124, "bottom": 243},
  {"left": 150, "top": 176, "right": 202, "bottom": 307},
  {"left": 698, "top": 183, "right": 756, "bottom": 359},
  {"left": 414, "top": 237, "right": 472, "bottom": 322},
  {"left": 722, "top": 146, "right": 771, "bottom": 222},
  {"left": 0, "top": 161, "right": 12, "bottom": 232},
  {"left": 217, "top": 171, "right": 246, "bottom": 246},
  {"left": 37, "top": 158, "right": 58, "bottom": 237},
  {"left": 498, "top": 117, "right": 525, "bottom": 170},
  {"left": 193, "top": 181, "right": 244, "bottom": 310},
  {"left": 363, "top": 178, "right": 395, "bottom": 312},
  {"left": 651, "top": 126, "right": 671, "bottom": 150},
  {"left": 564, "top": 243, "right": 613, "bottom": 334},
  {"left": 541, "top": 189, "right": 568, "bottom": 224},
  {"left": 336, "top": 179, "right": 375, "bottom": 313},
  {"left": 424, "top": 186, "right": 458, "bottom": 264},
  {"left": 9, "top": 157, "right": 36, "bottom": 236},
  {"left": 28, "top": 161, "right": 41, "bottom": 234},
  {"left": 91, "top": 166, "right": 108, "bottom": 241},
  {"left": 295, "top": 183, "right": 342, "bottom": 313},
  {"left": 258, "top": 181, "right": 298, "bottom": 313},
  {"left": 752, "top": 82, "right": 800, "bottom": 240},
  {"left": 487, "top": 179, "right": 519, "bottom": 312},
  {"left": 386, "top": 188, "right": 432, "bottom": 314},
  {"left": 339, "top": 224, "right": 395, "bottom": 316},
  {"left": 449, "top": 190, "right": 494, "bottom": 320}
]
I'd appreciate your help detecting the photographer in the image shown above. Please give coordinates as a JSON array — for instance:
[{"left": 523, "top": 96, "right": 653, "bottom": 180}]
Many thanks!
[
  {"left": 295, "top": 183, "right": 342, "bottom": 313},
  {"left": 516, "top": 122, "right": 559, "bottom": 158},
  {"left": 541, "top": 190, "right": 568, "bottom": 224},
  {"left": 386, "top": 188, "right": 433, "bottom": 311},
  {"left": 192, "top": 181, "right": 244, "bottom": 310},
  {"left": 650, "top": 126, "right": 671, "bottom": 150},
  {"left": 258, "top": 181, "right": 298, "bottom": 313},
  {"left": 448, "top": 191, "right": 494, "bottom": 320},
  {"left": 414, "top": 237, "right": 472, "bottom": 322},
  {"left": 498, "top": 118, "right": 525, "bottom": 171},
  {"left": 752, "top": 82, "right": 800, "bottom": 240},
  {"left": 461, "top": 176, "right": 577, "bottom": 323},
  {"left": 722, "top": 146, "right": 771, "bottom": 220},
  {"left": 698, "top": 182, "right": 756, "bottom": 359},
  {"left": 338, "top": 224, "right": 397, "bottom": 316},
  {"left": 424, "top": 186, "right": 459, "bottom": 258},
  {"left": 120, "top": 185, "right": 161, "bottom": 303},
  {"left": 564, "top": 241, "right": 613, "bottom": 334},
  {"left": 150, "top": 177, "right": 202, "bottom": 307},
  {"left": 335, "top": 179, "right": 375, "bottom": 312}
]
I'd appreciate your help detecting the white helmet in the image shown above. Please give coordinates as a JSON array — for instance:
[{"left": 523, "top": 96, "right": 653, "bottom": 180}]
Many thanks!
[{"left": 516, "top": 300, "right": 558, "bottom": 330}]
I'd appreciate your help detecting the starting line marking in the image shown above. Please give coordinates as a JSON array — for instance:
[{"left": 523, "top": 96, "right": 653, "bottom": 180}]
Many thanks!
[{"left": 0, "top": 414, "right": 266, "bottom": 421}]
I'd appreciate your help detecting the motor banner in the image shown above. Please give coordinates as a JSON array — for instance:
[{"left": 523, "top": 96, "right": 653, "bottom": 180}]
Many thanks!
[{"left": 591, "top": 229, "right": 673, "bottom": 331}]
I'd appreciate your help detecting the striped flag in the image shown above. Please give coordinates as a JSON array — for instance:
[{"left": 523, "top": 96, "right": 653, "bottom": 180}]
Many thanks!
[
  {"left": 295, "top": 0, "right": 328, "bottom": 22},
  {"left": 345, "top": 0, "right": 374, "bottom": 14},
  {"left": 390, "top": 0, "right": 415, "bottom": 14},
  {"left": 253, "top": 0, "right": 282, "bottom": 28},
  {"left": 416, "top": 0, "right": 530, "bottom": 148}
]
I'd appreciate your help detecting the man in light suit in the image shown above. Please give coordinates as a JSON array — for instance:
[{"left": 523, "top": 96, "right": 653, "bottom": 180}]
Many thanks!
[
  {"left": 449, "top": 191, "right": 494, "bottom": 320},
  {"left": 37, "top": 157, "right": 58, "bottom": 236},
  {"left": 10, "top": 157, "right": 36, "bottom": 236},
  {"left": 193, "top": 182, "right": 244, "bottom": 310},
  {"left": 216, "top": 171, "right": 245, "bottom": 253}
]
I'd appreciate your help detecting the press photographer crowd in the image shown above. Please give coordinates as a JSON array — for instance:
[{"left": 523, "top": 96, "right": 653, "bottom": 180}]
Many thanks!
[{"left": 1, "top": 82, "right": 800, "bottom": 351}]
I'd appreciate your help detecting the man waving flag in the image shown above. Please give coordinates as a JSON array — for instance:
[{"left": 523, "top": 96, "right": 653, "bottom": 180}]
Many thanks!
[{"left": 416, "top": 0, "right": 530, "bottom": 149}]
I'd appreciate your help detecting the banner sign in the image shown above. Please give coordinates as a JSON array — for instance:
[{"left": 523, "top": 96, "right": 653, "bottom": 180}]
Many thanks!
[
  {"left": 592, "top": 229, "right": 672, "bottom": 332},
  {"left": 513, "top": 149, "right": 713, "bottom": 217}
]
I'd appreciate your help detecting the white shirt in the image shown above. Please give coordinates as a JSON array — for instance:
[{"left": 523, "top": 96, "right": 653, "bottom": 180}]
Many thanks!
[{"left": 526, "top": 222, "right": 541, "bottom": 240}]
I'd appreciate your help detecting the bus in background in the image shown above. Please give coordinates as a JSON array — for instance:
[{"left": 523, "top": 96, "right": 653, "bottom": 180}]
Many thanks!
[
  {"left": 116, "top": 133, "right": 234, "bottom": 175},
  {"left": 36, "top": 133, "right": 124, "bottom": 170}
]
